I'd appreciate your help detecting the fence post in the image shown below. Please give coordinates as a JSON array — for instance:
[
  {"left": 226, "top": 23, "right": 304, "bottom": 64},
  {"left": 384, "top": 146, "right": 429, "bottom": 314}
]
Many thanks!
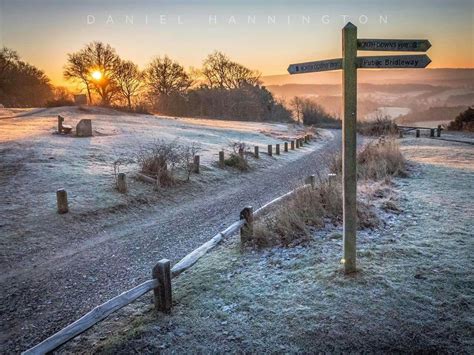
[
  {"left": 437, "top": 125, "right": 441, "bottom": 137},
  {"left": 305, "top": 135, "right": 309, "bottom": 143},
  {"left": 240, "top": 206, "right": 254, "bottom": 244},
  {"left": 117, "top": 173, "right": 127, "bottom": 193},
  {"left": 193, "top": 155, "right": 200, "bottom": 173},
  {"left": 254, "top": 146, "right": 259, "bottom": 158},
  {"left": 268, "top": 144, "right": 272, "bottom": 156},
  {"left": 416, "top": 129, "right": 420, "bottom": 138},
  {"left": 399, "top": 130, "right": 403, "bottom": 138},
  {"left": 295, "top": 139, "right": 299, "bottom": 148},
  {"left": 56, "top": 189, "right": 69, "bottom": 214},
  {"left": 276, "top": 143, "right": 280, "bottom": 155},
  {"left": 219, "top": 151, "right": 225, "bottom": 168},
  {"left": 430, "top": 128, "right": 434, "bottom": 137},
  {"left": 291, "top": 140, "right": 295, "bottom": 150},
  {"left": 152, "top": 259, "right": 172, "bottom": 313},
  {"left": 284, "top": 142, "right": 288, "bottom": 152},
  {"left": 310, "top": 175, "right": 316, "bottom": 189},
  {"left": 300, "top": 138, "right": 304, "bottom": 146}
]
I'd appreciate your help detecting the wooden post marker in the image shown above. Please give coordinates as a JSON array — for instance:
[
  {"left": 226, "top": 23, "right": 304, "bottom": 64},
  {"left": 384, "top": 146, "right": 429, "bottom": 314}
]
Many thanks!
[
  {"left": 117, "top": 173, "right": 127, "bottom": 193},
  {"left": 240, "top": 206, "right": 254, "bottom": 244},
  {"left": 268, "top": 144, "right": 273, "bottom": 156},
  {"left": 254, "top": 146, "right": 259, "bottom": 158},
  {"left": 430, "top": 128, "right": 435, "bottom": 137},
  {"left": 152, "top": 259, "right": 172, "bottom": 313},
  {"left": 437, "top": 125, "right": 442, "bottom": 137},
  {"left": 416, "top": 129, "right": 420, "bottom": 138},
  {"left": 399, "top": 130, "right": 404, "bottom": 138},
  {"left": 287, "top": 23, "right": 431, "bottom": 274},
  {"left": 276, "top": 143, "right": 280, "bottom": 155},
  {"left": 295, "top": 139, "right": 300, "bottom": 148},
  {"left": 309, "top": 175, "right": 316, "bottom": 189},
  {"left": 219, "top": 151, "right": 225, "bottom": 168},
  {"left": 56, "top": 188, "right": 69, "bottom": 214},
  {"left": 284, "top": 142, "right": 288, "bottom": 152},
  {"left": 193, "top": 155, "right": 200, "bottom": 173},
  {"left": 291, "top": 140, "right": 295, "bottom": 150}
]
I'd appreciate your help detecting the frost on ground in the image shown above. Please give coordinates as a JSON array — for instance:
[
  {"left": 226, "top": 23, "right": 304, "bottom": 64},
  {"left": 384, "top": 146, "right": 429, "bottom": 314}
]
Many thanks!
[
  {"left": 0, "top": 107, "right": 324, "bottom": 272},
  {"left": 62, "top": 136, "right": 473, "bottom": 353}
]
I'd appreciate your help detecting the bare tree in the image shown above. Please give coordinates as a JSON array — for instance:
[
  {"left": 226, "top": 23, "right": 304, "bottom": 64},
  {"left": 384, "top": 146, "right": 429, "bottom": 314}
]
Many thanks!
[
  {"left": 115, "top": 60, "right": 143, "bottom": 109},
  {"left": 145, "top": 56, "right": 192, "bottom": 97},
  {"left": 64, "top": 42, "right": 120, "bottom": 105},
  {"left": 202, "top": 51, "right": 260, "bottom": 89},
  {"left": 64, "top": 52, "right": 93, "bottom": 104},
  {"left": 290, "top": 96, "right": 304, "bottom": 124}
]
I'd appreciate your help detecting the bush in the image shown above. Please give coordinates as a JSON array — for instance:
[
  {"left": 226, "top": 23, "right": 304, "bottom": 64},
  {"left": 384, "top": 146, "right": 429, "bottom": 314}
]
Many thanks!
[
  {"left": 224, "top": 142, "right": 250, "bottom": 171},
  {"left": 45, "top": 98, "right": 75, "bottom": 107},
  {"left": 136, "top": 139, "right": 201, "bottom": 187},
  {"left": 250, "top": 137, "right": 406, "bottom": 248},
  {"left": 299, "top": 98, "right": 341, "bottom": 127},
  {"left": 358, "top": 116, "right": 398, "bottom": 136},
  {"left": 447, "top": 107, "right": 474, "bottom": 132},
  {"left": 252, "top": 180, "right": 378, "bottom": 248},
  {"left": 330, "top": 137, "right": 406, "bottom": 180}
]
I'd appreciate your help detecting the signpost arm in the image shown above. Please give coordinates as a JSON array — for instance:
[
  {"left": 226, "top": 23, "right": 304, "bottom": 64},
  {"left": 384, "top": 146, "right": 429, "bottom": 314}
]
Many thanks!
[{"left": 342, "top": 22, "right": 358, "bottom": 273}]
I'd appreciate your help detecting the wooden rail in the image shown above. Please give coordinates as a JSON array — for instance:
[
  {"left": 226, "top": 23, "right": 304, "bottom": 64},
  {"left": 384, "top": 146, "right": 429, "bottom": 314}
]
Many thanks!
[
  {"left": 23, "top": 180, "right": 309, "bottom": 355},
  {"left": 23, "top": 279, "right": 158, "bottom": 355}
]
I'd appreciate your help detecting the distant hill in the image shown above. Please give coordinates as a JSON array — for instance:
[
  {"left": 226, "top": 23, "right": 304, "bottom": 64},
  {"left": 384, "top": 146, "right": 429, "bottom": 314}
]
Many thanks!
[{"left": 262, "top": 68, "right": 474, "bottom": 87}]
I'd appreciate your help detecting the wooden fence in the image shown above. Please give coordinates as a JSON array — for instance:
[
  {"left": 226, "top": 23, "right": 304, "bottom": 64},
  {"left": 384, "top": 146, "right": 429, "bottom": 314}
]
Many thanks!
[{"left": 23, "top": 172, "right": 317, "bottom": 355}]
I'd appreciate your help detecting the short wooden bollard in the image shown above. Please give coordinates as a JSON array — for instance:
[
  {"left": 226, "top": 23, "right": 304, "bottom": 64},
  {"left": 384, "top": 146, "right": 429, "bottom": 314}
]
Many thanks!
[
  {"left": 437, "top": 125, "right": 441, "bottom": 137},
  {"left": 254, "top": 146, "right": 259, "bottom": 158},
  {"left": 117, "top": 173, "right": 127, "bottom": 193},
  {"left": 276, "top": 143, "right": 280, "bottom": 155},
  {"left": 295, "top": 139, "right": 299, "bottom": 148},
  {"left": 240, "top": 206, "right": 254, "bottom": 244},
  {"left": 300, "top": 138, "right": 304, "bottom": 146},
  {"left": 305, "top": 135, "right": 309, "bottom": 143},
  {"left": 291, "top": 140, "right": 295, "bottom": 150},
  {"left": 268, "top": 144, "right": 273, "bottom": 156},
  {"left": 399, "top": 130, "right": 403, "bottom": 138},
  {"left": 56, "top": 188, "right": 69, "bottom": 214},
  {"left": 416, "top": 129, "right": 420, "bottom": 138},
  {"left": 193, "top": 155, "right": 200, "bottom": 173},
  {"left": 309, "top": 175, "right": 316, "bottom": 189},
  {"left": 284, "top": 142, "right": 288, "bottom": 152},
  {"left": 430, "top": 128, "right": 435, "bottom": 137},
  {"left": 152, "top": 259, "right": 172, "bottom": 313},
  {"left": 219, "top": 151, "right": 225, "bottom": 168}
]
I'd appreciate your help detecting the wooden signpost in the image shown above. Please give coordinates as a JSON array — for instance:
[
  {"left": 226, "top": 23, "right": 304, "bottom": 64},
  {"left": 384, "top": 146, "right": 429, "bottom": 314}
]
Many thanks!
[{"left": 288, "top": 23, "right": 431, "bottom": 273}]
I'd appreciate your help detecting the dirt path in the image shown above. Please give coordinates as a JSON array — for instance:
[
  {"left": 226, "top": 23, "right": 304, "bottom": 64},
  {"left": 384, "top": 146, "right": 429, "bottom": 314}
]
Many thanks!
[
  {"left": 0, "top": 129, "right": 341, "bottom": 353},
  {"left": 60, "top": 136, "right": 472, "bottom": 354}
]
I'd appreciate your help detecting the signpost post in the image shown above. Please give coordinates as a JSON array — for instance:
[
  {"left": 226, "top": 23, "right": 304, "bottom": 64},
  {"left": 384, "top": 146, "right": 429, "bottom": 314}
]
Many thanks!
[{"left": 287, "top": 23, "right": 431, "bottom": 274}]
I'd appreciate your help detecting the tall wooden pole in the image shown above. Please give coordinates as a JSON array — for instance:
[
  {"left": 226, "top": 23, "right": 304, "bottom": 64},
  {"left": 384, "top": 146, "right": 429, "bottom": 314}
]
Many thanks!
[{"left": 342, "top": 22, "right": 357, "bottom": 273}]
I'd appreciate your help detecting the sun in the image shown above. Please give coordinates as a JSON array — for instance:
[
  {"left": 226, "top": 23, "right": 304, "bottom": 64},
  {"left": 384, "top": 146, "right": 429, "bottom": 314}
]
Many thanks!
[{"left": 91, "top": 70, "right": 102, "bottom": 80}]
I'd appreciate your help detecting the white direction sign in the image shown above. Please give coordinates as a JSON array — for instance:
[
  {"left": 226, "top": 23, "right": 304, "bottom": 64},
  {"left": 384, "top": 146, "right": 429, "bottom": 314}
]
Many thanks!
[
  {"left": 357, "top": 39, "right": 431, "bottom": 52},
  {"left": 287, "top": 58, "right": 342, "bottom": 74},
  {"left": 357, "top": 54, "right": 431, "bottom": 69}
]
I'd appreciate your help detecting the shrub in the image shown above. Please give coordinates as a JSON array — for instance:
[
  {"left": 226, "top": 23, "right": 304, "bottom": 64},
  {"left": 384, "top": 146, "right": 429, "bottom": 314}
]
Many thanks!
[
  {"left": 252, "top": 180, "right": 378, "bottom": 248},
  {"left": 357, "top": 116, "right": 398, "bottom": 136},
  {"left": 224, "top": 141, "right": 250, "bottom": 171},
  {"left": 136, "top": 140, "right": 201, "bottom": 187},
  {"left": 329, "top": 137, "right": 406, "bottom": 180},
  {"left": 447, "top": 107, "right": 474, "bottom": 132},
  {"left": 298, "top": 98, "right": 341, "bottom": 128}
]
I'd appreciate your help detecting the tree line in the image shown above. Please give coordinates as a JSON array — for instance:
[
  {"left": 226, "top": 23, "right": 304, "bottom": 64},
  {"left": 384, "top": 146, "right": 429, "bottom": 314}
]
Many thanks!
[
  {"left": 1, "top": 43, "right": 339, "bottom": 125},
  {"left": 62, "top": 41, "right": 291, "bottom": 121},
  {"left": 0, "top": 48, "right": 54, "bottom": 107}
]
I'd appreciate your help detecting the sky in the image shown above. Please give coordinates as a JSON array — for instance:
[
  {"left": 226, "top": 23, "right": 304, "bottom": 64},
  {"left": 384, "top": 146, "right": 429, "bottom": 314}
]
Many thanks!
[{"left": 1, "top": 0, "right": 473, "bottom": 86}]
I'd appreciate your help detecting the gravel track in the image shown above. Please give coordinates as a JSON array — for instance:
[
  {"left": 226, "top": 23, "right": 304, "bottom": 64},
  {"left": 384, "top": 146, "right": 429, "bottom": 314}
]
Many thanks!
[{"left": 1, "top": 131, "right": 341, "bottom": 353}]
